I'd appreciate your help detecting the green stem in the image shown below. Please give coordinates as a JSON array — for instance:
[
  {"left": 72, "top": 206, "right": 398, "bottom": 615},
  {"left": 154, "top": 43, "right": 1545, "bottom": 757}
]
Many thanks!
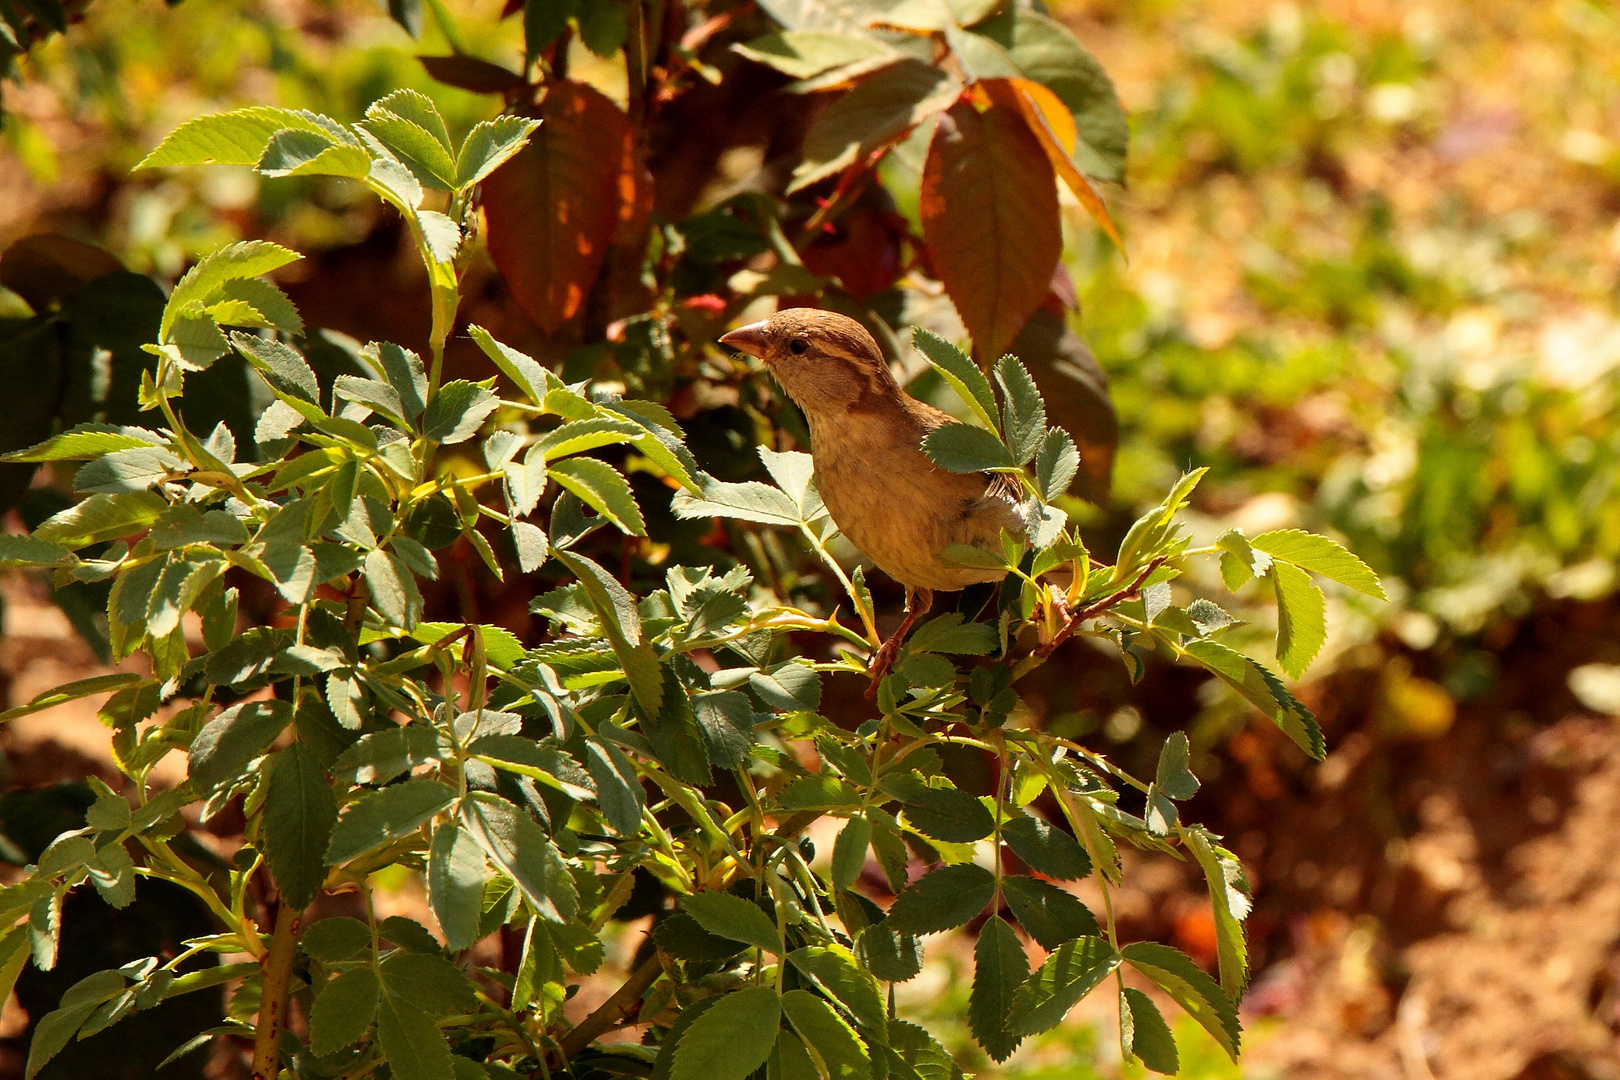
[
  {"left": 422, "top": 0, "right": 471, "bottom": 55},
  {"left": 250, "top": 901, "right": 302, "bottom": 1080}
]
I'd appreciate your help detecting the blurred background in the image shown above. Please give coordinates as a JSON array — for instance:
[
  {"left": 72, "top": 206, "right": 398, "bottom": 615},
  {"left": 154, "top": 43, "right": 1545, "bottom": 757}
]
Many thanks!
[{"left": 2, "top": 0, "right": 1619, "bottom": 1077}]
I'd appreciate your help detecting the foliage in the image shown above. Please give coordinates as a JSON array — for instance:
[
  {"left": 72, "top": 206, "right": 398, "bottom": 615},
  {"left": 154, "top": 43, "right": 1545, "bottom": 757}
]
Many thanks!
[{"left": 0, "top": 2, "right": 1395, "bottom": 1078}]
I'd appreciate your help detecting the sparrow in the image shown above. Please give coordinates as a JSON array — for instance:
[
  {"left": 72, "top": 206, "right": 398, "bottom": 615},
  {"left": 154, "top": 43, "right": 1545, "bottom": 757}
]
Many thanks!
[{"left": 720, "top": 308, "right": 1024, "bottom": 691}]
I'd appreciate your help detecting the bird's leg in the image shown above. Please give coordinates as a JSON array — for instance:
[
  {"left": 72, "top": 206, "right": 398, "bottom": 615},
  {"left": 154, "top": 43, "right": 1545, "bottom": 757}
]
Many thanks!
[{"left": 865, "top": 586, "right": 932, "bottom": 699}]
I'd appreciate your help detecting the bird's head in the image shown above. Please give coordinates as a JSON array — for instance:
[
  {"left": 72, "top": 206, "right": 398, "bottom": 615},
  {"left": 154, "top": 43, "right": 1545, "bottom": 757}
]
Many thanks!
[{"left": 720, "top": 308, "right": 898, "bottom": 415}]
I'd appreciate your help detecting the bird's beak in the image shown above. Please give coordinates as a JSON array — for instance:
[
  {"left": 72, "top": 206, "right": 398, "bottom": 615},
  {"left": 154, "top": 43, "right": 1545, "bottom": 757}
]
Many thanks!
[{"left": 719, "top": 321, "right": 770, "bottom": 359}]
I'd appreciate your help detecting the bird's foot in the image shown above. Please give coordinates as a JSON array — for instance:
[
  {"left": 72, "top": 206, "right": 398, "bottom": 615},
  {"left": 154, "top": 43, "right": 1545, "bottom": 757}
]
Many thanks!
[{"left": 864, "top": 635, "right": 904, "bottom": 700}]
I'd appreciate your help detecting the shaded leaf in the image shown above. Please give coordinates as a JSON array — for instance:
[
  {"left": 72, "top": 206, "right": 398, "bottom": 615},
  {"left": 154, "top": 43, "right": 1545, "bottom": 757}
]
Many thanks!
[
  {"left": 263, "top": 743, "right": 337, "bottom": 908},
  {"left": 969, "top": 916, "right": 1027, "bottom": 1061},
  {"left": 1120, "top": 987, "right": 1179, "bottom": 1075},
  {"left": 324, "top": 780, "right": 456, "bottom": 865},
  {"left": 680, "top": 892, "right": 782, "bottom": 954},
  {"left": 309, "top": 966, "right": 380, "bottom": 1056},
  {"left": 1006, "top": 936, "right": 1119, "bottom": 1036},
  {"left": 886, "top": 863, "right": 996, "bottom": 935},
  {"left": 790, "top": 59, "right": 962, "bottom": 192},
  {"left": 668, "top": 986, "right": 782, "bottom": 1080},
  {"left": 1121, "top": 941, "right": 1240, "bottom": 1060}
]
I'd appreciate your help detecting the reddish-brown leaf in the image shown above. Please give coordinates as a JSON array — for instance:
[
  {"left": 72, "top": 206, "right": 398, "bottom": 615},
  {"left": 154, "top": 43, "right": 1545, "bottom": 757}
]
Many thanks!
[
  {"left": 418, "top": 54, "right": 529, "bottom": 96},
  {"left": 983, "top": 77, "right": 1124, "bottom": 255},
  {"left": 481, "top": 81, "right": 634, "bottom": 333},
  {"left": 920, "top": 99, "right": 1060, "bottom": 362}
]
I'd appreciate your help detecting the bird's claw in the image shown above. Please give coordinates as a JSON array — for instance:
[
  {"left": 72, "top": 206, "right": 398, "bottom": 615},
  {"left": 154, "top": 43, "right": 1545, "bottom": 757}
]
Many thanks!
[{"left": 864, "top": 640, "right": 902, "bottom": 700}]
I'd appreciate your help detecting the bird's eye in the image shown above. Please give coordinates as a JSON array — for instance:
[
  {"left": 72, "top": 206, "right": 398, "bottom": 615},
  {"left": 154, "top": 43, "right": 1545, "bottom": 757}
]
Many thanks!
[{"left": 788, "top": 338, "right": 809, "bottom": 355}]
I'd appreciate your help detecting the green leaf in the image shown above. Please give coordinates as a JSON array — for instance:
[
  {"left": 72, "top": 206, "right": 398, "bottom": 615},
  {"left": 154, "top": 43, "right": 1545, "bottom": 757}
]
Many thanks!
[
  {"left": 547, "top": 457, "right": 646, "bottom": 535},
  {"left": 913, "top": 328, "right": 999, "bottom": 433},
  {"left": 1000, "top": 875, "right": 1098, "bottom": 949},
  {"left": 1271, "top": 560, "right": 1325, "bottom": 678},
  {"left": 552, "top": 550, "right": 662, "bottom": 714},
  {"left": 777, "top": 774, "right": 863, "bottom": 811},
  {"left": 787, "top": 945, "right": 887, "bottom": 1040},
  {"left": 301, "top": 916, "right": 371, "bottom": 961},
  {"left": 680, "top": 892, "right": 783, "bottom": 954},
  {"left": 308, "top": 966, "right": 380, "bottom": 1056},
  {"left": 461, "top": 792, "right": 578, "bottom": 922},
  {"left": 770, "top": 1028, "right": 822, "bottom": 1080},
  {"left": 164, "top": 241, "right": 302, "bottom": 341},
  {"left": 1251, "top": 529, "right": 1386, "bottom": 599},
  {"left": 1186, "top": 598, "right": 1237, "bottom": 637},
  {"left": 189, "top": 701, "right": 293, "bottom": 794},
  {"left": 857, "top": 921, "right": 922, "bottom": 983},
  {"left": 365, "top": 548, "right": 423, "bottom": 629},
  {"left": 583, "top": 738, "right": 643, "bottom": 836},
  {"left": 1006, "top": 936, "right": 1120, "bottom": 1036},
  {"left": 0, "top": 534, "right": 70, "bottom": 569},
  {"left": 969, "top": 916, "right": 1028, "bottom": 1062},
  {"left": 1215, "top": 529, "right": 1270, "bottom": 591},
  {"left": 1121, "top": 941, "right": 1240, "bottom": 1060},
  {"left": 471, "top": 736, "right": 595, "bottom": 799},
  {"left": 263, "top": 743, "right": 338, "bottom": 908},
  {"left": 362, "top": 111, "right": 458, "bottom": 190},
  {"left": 456, "top": 114, "right": 542, "bottom": 190},
  {"left": 428, "top": 824, "right": 488, "bottom": 952},
  {"left": 1034, "top": 427, "right": 1079, "bottom": 502},
  {"left": 335, "top": 375, "right": 410, "bottom": 429},
  {"left": 691, "top": 691, "right": 756, "bottom": 768},
  {"left": 257, "top": 127, "right": 372, "bottom": 178},
  {"left": 781, "top": 989, "right": 871, "bottom": 1080},
  {"left": 831, "top": 815, "right": 872, "bottom": 893},
  {"left": 376, "top": 994, "right": 457, "bottom": 1080},
  {"left": 668, "top": 986, "right": 782, "bottom": 1080},
  {"left": 919, "top": 422, "right": 1017, "bottom": 473},
  {"left": 907, "top": 613, "right": 998, "bottom": 656},
  {"left": 1184, "top": 826, "right": 1250, "bottom": 998},
  {"left": 332, "top": 725, "right": 446, "bottom": 785},
  {"left": 790, "top": 59, "right": 961, "bottom": 192},
  {"left": 230, "top": 331, "right": 320, "bottom": 404},
  {"left": 1001, "top": 815, "right": 1089, "bottom": 880},
  {"left": 422, "top": 380, "right": 499, "bottom": 444},
  {"left": 1114, "top": 468, "right": 1204, "bottom": 579},
  {"left": 1154, "top": 732, "right": 1199, "bottom": 801},
  {"left": 466, "top": 324, "right": 553, "bottom": 405},
  {"left": 994, "top": 354, "right": 1047, "bottom": 464},
  {"left": 734, "top": 31, "right": 896, "bottom": 79},
  {"left": 885, "top": 863, "right": 996, "bottom": 935},
  {"left": 883, "top": 1020, "right": 963, "bottom": 1080},
  {"left": 134, "top": 106, "right": 336, "bottom": 169},
  {"left": 25, "top": 969, "right": 128, "bottom": 1078},
  {"left": 886, "top": 776, "right": 995, "bottom": 843},
  {"left": 324, "top": 780, "right": 456, "bottom": 865},
  {"left": 1182, "top": 639, "right": 1324, "bottom": 759},
  {"left": 939, "top": 542, "right": 1011, "bottom": 571},
  {"left": 1120, "top": 987, "right": 1179, "bottom": 1074},
  {"left": 0, "top": 673, "right": 145, "bottom": 724},
  {"left": 5, "top": 424, "right": 162, "bottom": 463},
  {"left": 33, "top": 491, "right": 166, "bottom": 550},
  {"left": 671, "top": 474, "right": 803, "bottom": 526},
  {"left": 379, "top": 951, "right": 479, "bottom": 1016}
]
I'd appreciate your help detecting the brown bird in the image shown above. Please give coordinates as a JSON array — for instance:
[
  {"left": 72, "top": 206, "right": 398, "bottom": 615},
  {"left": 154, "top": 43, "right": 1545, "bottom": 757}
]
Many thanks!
[{"left": 720, "top": 308, "right": 1024, "bottom": 690}]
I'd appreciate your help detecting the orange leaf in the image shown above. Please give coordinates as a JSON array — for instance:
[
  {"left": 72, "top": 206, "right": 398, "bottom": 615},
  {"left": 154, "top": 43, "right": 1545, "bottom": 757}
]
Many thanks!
[
  {"left": 985, "top": 78, "right": 1124, "bottom": 256},
  {"left": 481, "top": 81, "right": 635, "bottom": 333},
  {"left": 920, "top": 99, "right": 1060, "bottom": 363}
]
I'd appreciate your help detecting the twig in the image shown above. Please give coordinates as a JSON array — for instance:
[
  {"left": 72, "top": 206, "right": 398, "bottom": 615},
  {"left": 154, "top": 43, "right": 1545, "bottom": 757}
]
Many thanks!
[
  {"left": 1028, "top": 555, "right": 1169, "bottom": 662},
  {"left": 555, "top": 952, "right": 664, "bottom": 1059},
  {"left": 250, "top": 901, "right": 302, "bottom": 1079}
]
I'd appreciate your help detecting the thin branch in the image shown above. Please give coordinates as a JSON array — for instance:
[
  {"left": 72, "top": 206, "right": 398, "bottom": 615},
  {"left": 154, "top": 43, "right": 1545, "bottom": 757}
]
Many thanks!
[
  {"left": 555, "top": 952, "right": 664, "bottom": 1059},
  {"left": 250, "top": 901, "right": 302, "bottom": 1079}
]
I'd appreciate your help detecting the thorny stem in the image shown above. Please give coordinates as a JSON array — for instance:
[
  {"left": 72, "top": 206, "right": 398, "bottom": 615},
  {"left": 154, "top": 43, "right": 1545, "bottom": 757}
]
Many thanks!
[
  {"left": 1012, "top": 555, "right": 1170, "bottom": 677},
  {"left": 554, "top": 953, "right": 665, "bottom": 1059},
  {"left": 250, "top": 901, "right": 302, "bottom": 1079}
]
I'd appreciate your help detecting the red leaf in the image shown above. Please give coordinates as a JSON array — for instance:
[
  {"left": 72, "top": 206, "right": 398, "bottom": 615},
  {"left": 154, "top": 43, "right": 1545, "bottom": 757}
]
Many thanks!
[
  {"left": 418, "top": 54, "right": 528, "bottom": 96},
  {"left": 920, "top": 99, "right": 1060, "bottom": 362},
  {"left": 481, "top": 81, "right": 636, "bottom": 333}
]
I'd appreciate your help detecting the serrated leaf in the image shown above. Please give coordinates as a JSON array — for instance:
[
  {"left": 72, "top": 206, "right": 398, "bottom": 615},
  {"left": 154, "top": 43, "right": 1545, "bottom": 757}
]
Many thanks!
[
  {"left": 920, "top": 422, "right": 1016, "bottom": 473},
  {"left": 552, "top": 549, "right": 662, "bottom": 714},
  {"left": 970, "top": 916, "right": 1028, "bottom": 1061},
  {"left": 33, "top": 491, "right": 166, "bottom": 550},
  {"left": 1000, "top": 875, "right": 1097, "bottom": 949},
  {"left": 1006, "top": 936, "right": 1119, "bottom": 1036},
  {"left": 1154, "top": 732, "right": 1198, "bottom": 801},
  {"left": 994, "top": 354, "right": 1046, "bottom": 464},
  {"left": 1121, "top": 941, "right": 1240, "bottom": 1060},
  {"left": 364, "top": 548, "right": 423, "bottom": 629},
  {"left": 734, "top": 31, "right": 896, "bottom": 79},
  {"left": 332, "top": 725, "right": 445, "bottom": 785},
  {"left": 135, "top": 106, "right": 335, "bottom": 169},
  {"left": 1251, "top": 529, "right": 1385, "bottom": 599},
  {"left": 428, "top": 824, "right": 488, "bottom": 953},
  {"left": 886, "top": 863, "right": 996, "bottom": 935},
  {"left": 583, "top": 738, "right": 642, "bottom": 836},
  {"left": 257, "top": 127, "right": 372, "bottom": 178},
  {"left": 1034, "top": 427, "right": 1078, "bottom": 502},
  {"left": 4, "top": 424, "right": 161, "bottom": 463},
  {"left": 548, "top": 457, "right": 646, "bottom": 535},
  {"left": 457, "top": 114, "right": 541, "bottom": 190},
  {"left": 668, "top": 986, "right": 782, "bottom": 1080},
  {"left": 1001, "top": 814, "right": 1090, "bottom": 880},
  {"left": 362, "top": 111, "right": 458, "bottom": 189},
  {"left": 887, "top": 776, "right": 994, "bottom": 843},
  {"left": 189, "top": 701, "right": 292, "bottom": 794},
  {"left": 831, "top": 815, "right": 872, "bottom": 893},
  {"left": 671, "top": 474, "right": 804, "bottom": 526},
  {"left": 913, "top": 327, "right": 998, "bottom": 433},
  {"left": 263, "top": 743, "right": 337, "bottom": 908},
  {"left": 782, "top": 989, "right": 871, "bottom": 1080},
  {"left": 0, "top": 673, "right": 145, "bottom": 724},
  {"left": 379, "top": 951, "right": 478, "bottom": 1016},
  {"left": 376, "top": 994, "right": 456, "bottom": 1080},
  {"left": 1215, "top": 530, "right": 1270, "bottom": 591},
  {"left": 422, "top": 380, "right": 499, "bottom": 444},
  {"left": 1184, "top": 826, "right": 1250, "bottom": 998},
  {"left": 308, "top": 966, "right": 380, "bottom": 1056},
  {"left": 1186, "top": 598, "right": 1236, "bottom": 637},
  {"left": 907, "top": 613, "right": 998, "bottom": 655},
  {"left": 461, "top": 792, "right": 578, "bottom": 923},
  {"left": 680, "top": 892, "right": 782, "bottom": 954},
  {"left": 325, "top": 780, "right": 455, "bottom": 865},
  {"left": 1120, "top": 986, "right": 1179, "bottom": 1074},
  {"left": 230, "top": 331, "right": 320, "bottom": 404},
  {"left": 1271, "top": 560, "right": 1325, "bottom": 678},
  {"left": 1182, "top": 640, "right": 1324, "bottom": 758}
]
